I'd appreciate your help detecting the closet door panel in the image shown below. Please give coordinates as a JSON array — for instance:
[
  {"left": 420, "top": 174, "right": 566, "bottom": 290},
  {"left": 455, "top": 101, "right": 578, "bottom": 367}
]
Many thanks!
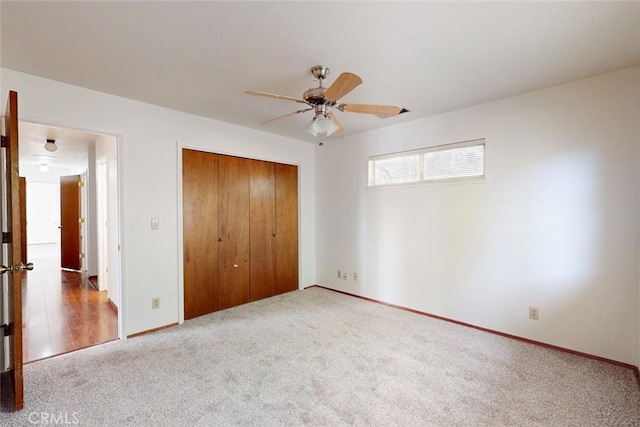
[
  {"left": 182, "top": 149, "right": 219, "bottom": 319},
  {"left": 249, "top": 160, "right": 276, "bottom": 301},
  {"left": 275, "top": 163, "right": 299, "bottom": 294},
  {"left": 218, "top": 155, "right": 251, "bottom": 309}
]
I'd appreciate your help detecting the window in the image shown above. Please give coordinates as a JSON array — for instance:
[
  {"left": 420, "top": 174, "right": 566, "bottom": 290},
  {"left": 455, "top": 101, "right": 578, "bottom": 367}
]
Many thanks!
[
  {"left": 368, "top": 139, "right": 485, "bottom": 187},
  {"left": 372, "top": 154, "right": 421, "bottom": 185}
]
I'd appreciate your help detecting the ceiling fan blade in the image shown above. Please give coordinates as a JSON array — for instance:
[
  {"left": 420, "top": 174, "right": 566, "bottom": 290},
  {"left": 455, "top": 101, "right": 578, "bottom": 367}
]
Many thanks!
[
  {"left": 245, "top": 90, "right": 307, "bottom": 104},
  {"left": 328, "top": 113, "right": 344, "bottom": 133},
  {"left": 260, "top": 108, "right": 312, "bottom": 125},
  {"left": 324, "top": 72, "right": 363, "bottom": 101},
  {"left": 339, "top": 103, "right": 402, "bottom": 116}
]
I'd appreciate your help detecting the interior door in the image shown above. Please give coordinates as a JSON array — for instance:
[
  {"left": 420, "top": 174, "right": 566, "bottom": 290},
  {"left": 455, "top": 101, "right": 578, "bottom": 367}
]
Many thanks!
[
  {"left": 275, "top": 164, "right": 299, "bottom": 294},
  {"left": 60, "top": 175, "right": 82, "bottom": 270},
  {"left": 182, "top": 149, "right": 220, "bottom": 319},
  {"left": 218, "top": 155, "right": 250, "bottom": 310},
  {"left": 1, "top": 90, "right": 31, "bottom": 412},
  {"left": 249, "top": 160, "right": 276, "bottom": 301}
]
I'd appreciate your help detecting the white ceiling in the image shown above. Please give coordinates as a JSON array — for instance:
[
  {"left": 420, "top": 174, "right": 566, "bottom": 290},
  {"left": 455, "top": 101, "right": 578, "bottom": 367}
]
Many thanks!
[
  {"left": 2, "top": 1, "right": 639, "bottom": 143},
  {"left": 18, "top": 122, "right": 99, "bottom": 172}
]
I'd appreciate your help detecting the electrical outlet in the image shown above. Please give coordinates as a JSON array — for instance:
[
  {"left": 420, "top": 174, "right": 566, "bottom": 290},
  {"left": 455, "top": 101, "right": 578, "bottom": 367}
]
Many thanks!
[
  {"left": 353, "top": 272, "right": 358, "bottom": 281},
  {"left": 337, "top": 270, "right": 342, "bottom": 279},
  {"left": 152, "top": 297, "right": 160, "bottom": 310},
  {"left": 342, "top": 272, "right": 347, "bottom": 280},
  {"left": 529, "top": 307, "right": 539, "bottom": 320}
]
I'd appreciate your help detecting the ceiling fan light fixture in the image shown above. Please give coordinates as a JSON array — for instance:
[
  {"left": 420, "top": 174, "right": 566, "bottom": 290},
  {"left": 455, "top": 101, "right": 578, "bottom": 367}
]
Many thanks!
[
  {"left": 39, "top": 163, "right": 50, "bottom": 173},
  {"left": 306, "top": 114, "right": 340, "bottom": 138},
  {"left": 44, "top": 139, "right": 57, "bottom": 152},
  {"left": 246, "top": 65, "right": 403, "bottom": 135}
]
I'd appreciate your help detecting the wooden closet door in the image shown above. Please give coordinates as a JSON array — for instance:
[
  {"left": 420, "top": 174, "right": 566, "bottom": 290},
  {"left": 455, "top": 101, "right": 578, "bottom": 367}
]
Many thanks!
[
  {"left": 275, "top": 163, "right": 299, "bottom": 294},
  {"left": 218, "top": 155, "right": 251, "bottom": 309},
  {"left": 182, "top": 149, "right": 219, "bottom": 319},
  {"left": 249, "top": 160, "right": 276, "bottom": 301}
]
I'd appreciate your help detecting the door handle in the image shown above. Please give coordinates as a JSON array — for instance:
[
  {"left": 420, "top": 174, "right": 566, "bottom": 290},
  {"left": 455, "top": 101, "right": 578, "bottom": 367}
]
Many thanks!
[{"left": 0, "top": 262, "right": 34, "bottom": 274}]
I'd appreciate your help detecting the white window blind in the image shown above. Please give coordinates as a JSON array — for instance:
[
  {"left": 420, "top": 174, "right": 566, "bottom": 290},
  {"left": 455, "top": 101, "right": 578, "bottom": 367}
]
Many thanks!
[
  {"left": 368, "top": 139, "right": 485, "bottom": 187},
  {"left": 373, "top": 154, "right": 421, "bottom": 185},
  {"left": 424, "top": 144, "right": 484, "bottom": 180}
]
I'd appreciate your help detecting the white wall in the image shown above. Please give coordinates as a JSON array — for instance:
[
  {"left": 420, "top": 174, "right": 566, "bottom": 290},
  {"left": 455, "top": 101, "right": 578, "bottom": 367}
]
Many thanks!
[
  {"left": 25, "top": 182, "right": 60, "bottom": 245},
  {"left": 1, "top": 68, "right": 316, "bottom": 336},
  {"left": 20, "top": 163, "right": 86, "bottom": 184},
  {"left": 316, "top": 66, "right": 640, "bottom": 365},
  {"left": 21, "top": 162, "right": 89, "bottom": 247},
  {"left": 22, "top": 142, "right": 97, "bottom": 274}
]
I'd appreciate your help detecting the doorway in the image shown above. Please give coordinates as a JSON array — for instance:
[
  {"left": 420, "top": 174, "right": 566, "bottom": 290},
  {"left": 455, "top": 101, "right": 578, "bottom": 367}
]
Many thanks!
[{"left": 18, "top": 122, "right": 120, "bottom": 363}]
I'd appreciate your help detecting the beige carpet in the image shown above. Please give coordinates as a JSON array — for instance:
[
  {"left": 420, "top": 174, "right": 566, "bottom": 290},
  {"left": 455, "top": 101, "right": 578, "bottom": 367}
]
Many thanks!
[{"left": 1, "top": 287, "right": 638, "bottom": 426}]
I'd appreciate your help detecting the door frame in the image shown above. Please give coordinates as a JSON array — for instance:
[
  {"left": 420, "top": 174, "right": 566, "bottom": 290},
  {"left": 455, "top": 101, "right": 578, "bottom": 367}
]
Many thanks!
[
  {"left": 96, "top": 160, "right": 109, "bottom": 293},
  {"left": 176, "top": 142, "right": 302, "bottom": 324},
  {"left": 18, "top": 117, "right": 125, "bottom": 340}
]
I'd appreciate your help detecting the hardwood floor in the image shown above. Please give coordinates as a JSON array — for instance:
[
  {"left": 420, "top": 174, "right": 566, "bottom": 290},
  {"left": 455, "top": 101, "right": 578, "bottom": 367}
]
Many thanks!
[{"left": 22, "top": 253, "right": 118, "bottom": 363}]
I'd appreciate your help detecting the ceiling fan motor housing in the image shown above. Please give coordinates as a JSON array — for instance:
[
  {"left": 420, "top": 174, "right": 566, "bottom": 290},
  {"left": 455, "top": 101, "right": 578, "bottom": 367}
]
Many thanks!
[
  {"left": 303, "top": 87, "right": 335, "bottom": 106},
  {"left": 304, "top": 65, "right": 337, "bottom": 106}
]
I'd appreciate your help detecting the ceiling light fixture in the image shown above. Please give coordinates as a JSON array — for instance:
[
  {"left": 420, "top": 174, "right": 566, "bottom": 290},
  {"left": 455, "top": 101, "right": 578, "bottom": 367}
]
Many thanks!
[
  {"left": 39, "top": 163, "right": 50, "bottom": 173},
  {"left": 44, "top": 139, "right": 57, "bottom": 152},
  {"left": 305, "top": 106, "right": 341, "bottom": 138}
]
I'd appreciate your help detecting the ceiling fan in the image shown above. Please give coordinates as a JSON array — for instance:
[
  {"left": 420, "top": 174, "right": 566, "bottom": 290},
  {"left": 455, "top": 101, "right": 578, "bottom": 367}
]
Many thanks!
[{"left": 246, "top": 66, "right": 407, "bottom": 138}]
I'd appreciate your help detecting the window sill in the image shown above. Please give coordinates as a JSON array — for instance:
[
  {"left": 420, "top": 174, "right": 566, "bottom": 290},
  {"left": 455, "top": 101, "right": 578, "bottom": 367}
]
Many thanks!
[{"left": 366, "top": 177, "right": 487, "bottom": 191}]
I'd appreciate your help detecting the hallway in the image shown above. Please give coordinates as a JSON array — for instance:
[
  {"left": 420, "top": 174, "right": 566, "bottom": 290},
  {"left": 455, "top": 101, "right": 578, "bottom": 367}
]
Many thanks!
[{"left": 22, "top": 244, "right": 118, "bottom": 363}]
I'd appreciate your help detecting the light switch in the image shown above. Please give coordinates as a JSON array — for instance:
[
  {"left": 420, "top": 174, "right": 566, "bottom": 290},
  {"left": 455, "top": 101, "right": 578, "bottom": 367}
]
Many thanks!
[{"left": 151, "top": 218, "right": 160, "bottom": 230}]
